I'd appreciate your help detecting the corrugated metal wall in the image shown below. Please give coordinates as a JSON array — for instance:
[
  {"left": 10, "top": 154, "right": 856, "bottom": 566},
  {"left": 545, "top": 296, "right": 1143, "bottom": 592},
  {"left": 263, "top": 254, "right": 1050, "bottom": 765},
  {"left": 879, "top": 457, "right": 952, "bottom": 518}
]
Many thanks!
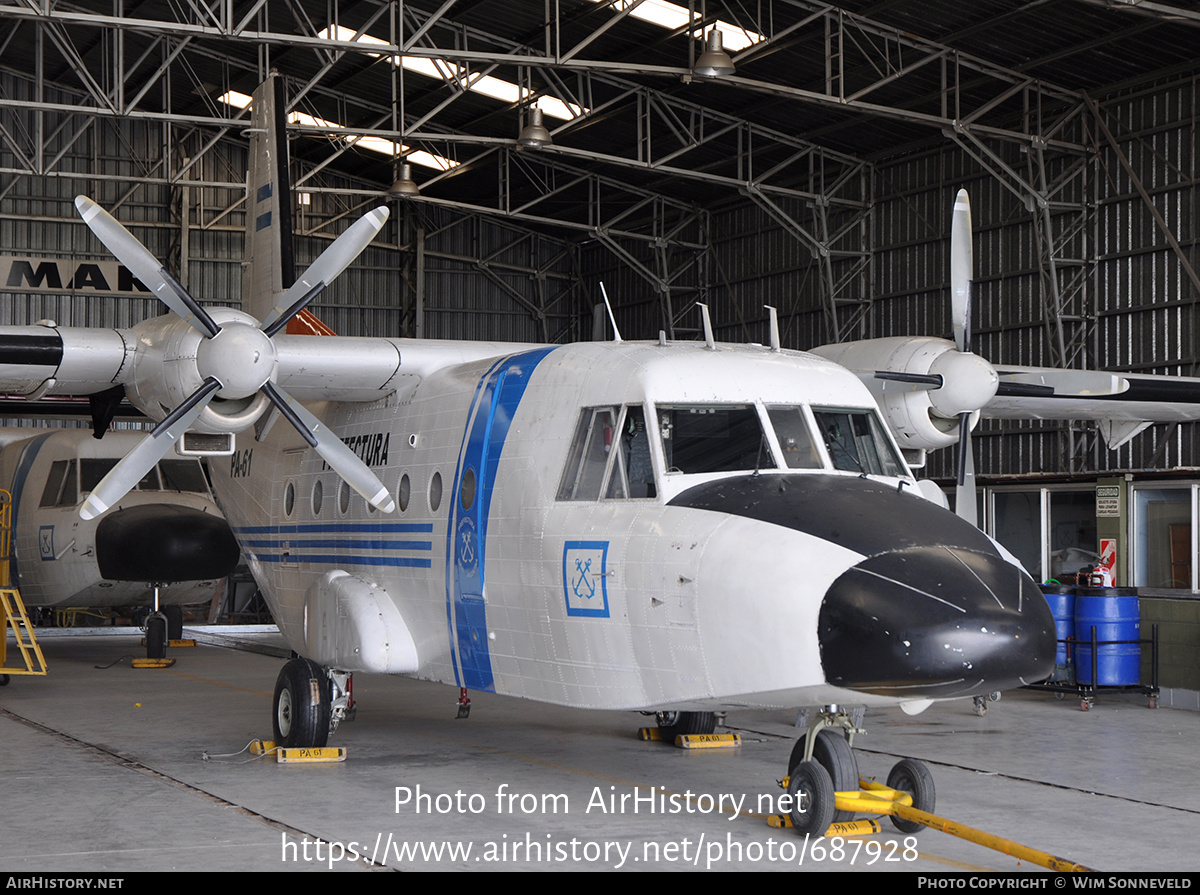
[{"left": 3, "top": 68, "right": 1198, "bottom": 482}]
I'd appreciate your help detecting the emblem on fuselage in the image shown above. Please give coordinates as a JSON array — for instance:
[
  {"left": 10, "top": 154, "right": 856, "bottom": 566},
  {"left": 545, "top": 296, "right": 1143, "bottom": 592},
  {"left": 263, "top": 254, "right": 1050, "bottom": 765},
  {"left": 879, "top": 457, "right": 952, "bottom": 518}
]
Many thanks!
[{"left": 563, "top": 541, "right": 609, "bottom": 618}]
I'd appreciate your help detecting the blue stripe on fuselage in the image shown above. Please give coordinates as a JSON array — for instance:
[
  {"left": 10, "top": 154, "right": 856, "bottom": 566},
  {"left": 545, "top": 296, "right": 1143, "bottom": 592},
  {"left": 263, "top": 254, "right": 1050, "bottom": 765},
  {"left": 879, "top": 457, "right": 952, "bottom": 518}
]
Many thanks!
[{"left": 445, "top": 347, "right": 557, "bottom": 691}]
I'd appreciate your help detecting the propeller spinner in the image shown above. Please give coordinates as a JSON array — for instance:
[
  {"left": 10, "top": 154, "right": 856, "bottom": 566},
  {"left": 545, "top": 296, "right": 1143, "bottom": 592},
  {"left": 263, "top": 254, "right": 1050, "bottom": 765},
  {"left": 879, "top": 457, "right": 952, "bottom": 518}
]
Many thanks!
[{"left": 74, "top": 196, "right": 397, "bottom": 520}]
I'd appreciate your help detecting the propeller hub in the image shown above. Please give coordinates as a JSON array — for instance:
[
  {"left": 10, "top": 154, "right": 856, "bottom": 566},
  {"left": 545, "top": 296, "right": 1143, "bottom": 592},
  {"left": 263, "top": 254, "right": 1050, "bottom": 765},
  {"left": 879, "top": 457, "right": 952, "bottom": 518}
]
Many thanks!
[
  {"left": 928, "top": 351, "right": 998, "bottom": 418},
  {"left": 196, "top": 322, "right": 277, "bottom": 399}
]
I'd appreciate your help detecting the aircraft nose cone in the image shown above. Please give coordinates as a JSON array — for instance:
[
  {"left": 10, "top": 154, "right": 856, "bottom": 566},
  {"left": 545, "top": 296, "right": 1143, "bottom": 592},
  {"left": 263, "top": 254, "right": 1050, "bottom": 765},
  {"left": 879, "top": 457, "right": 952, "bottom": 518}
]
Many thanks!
[
  {"left": 95, "top": 503, "right": 240, "bottom": 582},
  {"left": 818, "top": 546, "right": 1055, "bottom": 699}
]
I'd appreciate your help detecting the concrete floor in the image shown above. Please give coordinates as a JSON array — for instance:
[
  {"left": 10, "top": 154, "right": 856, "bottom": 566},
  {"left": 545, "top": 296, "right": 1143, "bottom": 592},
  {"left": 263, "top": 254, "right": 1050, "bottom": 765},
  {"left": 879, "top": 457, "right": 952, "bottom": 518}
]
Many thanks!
[{"left": 2, "top": 628, "right": 1197, "bottom": 873}]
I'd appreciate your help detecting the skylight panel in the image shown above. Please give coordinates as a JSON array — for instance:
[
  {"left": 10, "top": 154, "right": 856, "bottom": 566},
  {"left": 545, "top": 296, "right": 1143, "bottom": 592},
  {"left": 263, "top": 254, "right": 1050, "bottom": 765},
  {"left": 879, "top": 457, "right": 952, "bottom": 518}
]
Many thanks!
[
  {"left": 217, "top": 90, "right": 458, "bottom": 172},
  {"left": 318, "top": 26, "right": 589, "bottom": 122}
]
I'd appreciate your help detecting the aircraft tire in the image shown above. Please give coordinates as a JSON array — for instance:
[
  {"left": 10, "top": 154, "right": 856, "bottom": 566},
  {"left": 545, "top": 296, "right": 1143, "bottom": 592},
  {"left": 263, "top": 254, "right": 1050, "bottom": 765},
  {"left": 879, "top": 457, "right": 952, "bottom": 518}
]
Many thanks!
[
  {"left": 273, "top": 658, "right": 331, "bottom": 748},
  {"left": 655, "top": 711, "right": 716, "bottom": 742},
  {"left": 787, "top": 760, "right": 835, "bottom": 836},
  {"left": 886, "top": 758, "right": 935, "bottom": 833},
  {"left": 788, "top": 729, "right": 859, "bottom": 823}
]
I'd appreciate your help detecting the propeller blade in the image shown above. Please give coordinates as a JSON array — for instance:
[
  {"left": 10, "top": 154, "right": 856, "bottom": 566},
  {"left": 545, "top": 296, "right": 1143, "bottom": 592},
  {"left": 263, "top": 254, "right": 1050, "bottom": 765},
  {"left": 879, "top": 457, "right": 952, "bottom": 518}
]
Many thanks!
[
  {"left": 75, "top": 196, "right": 220, "bottom": 339},
  {"left": 261, "top": 382, "right": 396, "bottom": 513},
  {"left": 80, "top": 378, "right": 222, "bottom": 520},
  {"left": 950, "top": 189, "right": 973, "bottom": 354},
  {"left": 955, "top": 410, "right": 978, "bottom": 528},
  {"left": 874, "top": 370, "right": 944, "bottom": 388},
  {"left": 261, "top": 206, "right": 390, "bottom": 335}
]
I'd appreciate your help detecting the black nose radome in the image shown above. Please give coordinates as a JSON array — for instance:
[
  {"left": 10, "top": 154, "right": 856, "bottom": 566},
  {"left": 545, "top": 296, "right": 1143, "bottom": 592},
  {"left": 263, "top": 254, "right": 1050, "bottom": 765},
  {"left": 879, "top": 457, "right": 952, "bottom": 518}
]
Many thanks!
[
  {"left": 96, "top": 503, "right": 240, "bottom": 583},
  {"left": 819, "top": 546, "right": 1055, "bottom": 699}
]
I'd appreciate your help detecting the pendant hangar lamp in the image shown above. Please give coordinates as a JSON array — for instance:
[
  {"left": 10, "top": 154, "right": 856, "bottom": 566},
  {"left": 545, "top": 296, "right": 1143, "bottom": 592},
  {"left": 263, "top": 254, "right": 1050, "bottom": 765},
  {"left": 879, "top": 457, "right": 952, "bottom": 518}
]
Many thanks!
[{"left": 693, "top": 30, "right": 735, "bottom": 78}]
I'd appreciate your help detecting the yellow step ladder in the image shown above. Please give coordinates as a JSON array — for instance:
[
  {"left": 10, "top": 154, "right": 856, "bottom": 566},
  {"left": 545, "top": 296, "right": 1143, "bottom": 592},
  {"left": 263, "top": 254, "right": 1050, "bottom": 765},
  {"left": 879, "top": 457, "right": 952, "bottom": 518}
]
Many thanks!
[
  {"left": 1, "top": 489, "right": 47, "bottom": 678},
  {"left": 1, "top": 588, "right": 47, "bottom": 677}
]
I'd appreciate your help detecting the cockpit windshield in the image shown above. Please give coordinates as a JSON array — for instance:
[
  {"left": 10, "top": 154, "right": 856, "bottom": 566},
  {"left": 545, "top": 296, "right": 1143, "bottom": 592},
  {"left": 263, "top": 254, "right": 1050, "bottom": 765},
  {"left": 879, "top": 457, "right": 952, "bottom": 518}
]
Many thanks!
[
  {"left": 657, "top": 404, "right": 775, "bottom": 474},
  {"left": 811, "top": 407, "right": 905, "bottom": 477},
  {"left": 555, "top": 401, "right": 906, "bottom": 502}
]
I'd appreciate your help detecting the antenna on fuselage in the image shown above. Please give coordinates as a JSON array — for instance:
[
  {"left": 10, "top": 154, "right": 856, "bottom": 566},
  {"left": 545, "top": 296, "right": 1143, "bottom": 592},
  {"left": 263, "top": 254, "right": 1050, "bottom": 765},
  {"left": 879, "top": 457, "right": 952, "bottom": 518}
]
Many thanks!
[
  {"left": 766, "top": 305, "right": 781, "bottom": 352},
  {"left": 698, "top": 303, "right": 716, "bottom": 350},
  {"left": 598, "top": 282, "right": 622, "bottom": 343}
]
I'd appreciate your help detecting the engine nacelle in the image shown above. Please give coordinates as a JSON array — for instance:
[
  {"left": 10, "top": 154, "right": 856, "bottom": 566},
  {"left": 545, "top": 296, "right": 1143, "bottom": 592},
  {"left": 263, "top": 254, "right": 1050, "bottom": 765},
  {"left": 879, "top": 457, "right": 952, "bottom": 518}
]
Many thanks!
[
  {"left": 811, "top": 336, "right": 996, "bottom": 453},
  {"left": 124, "top": 309, "right": 272, "bottom": 434}
]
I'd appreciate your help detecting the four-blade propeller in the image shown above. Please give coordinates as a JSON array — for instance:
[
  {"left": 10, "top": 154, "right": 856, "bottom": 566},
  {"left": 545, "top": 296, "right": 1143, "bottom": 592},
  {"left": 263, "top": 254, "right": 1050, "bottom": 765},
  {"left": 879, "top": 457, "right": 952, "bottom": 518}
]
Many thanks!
[{"left": 75, "top": 196, "right": 396, "bottom": 520}]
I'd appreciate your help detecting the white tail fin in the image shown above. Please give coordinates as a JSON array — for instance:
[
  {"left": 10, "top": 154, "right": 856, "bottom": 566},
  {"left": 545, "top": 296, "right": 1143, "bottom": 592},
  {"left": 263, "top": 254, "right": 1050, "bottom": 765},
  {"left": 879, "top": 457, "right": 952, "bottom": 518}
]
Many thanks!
[{"left": 242, "top": 72, "right": 295, "bottom": 323}]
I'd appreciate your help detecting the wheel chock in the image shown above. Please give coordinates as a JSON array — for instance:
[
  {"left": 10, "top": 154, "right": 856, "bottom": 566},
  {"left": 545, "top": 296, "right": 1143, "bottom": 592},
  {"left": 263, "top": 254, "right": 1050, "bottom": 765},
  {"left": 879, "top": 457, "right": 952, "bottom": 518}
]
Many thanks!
[
  {"left": 276, "top": 746, "right": 346, "bottom": 763},
  {"left": 249, "top": 739, "right": 346, "bottom": 762},
  {"left": 768, "top": 813, "right": 882, "bottom": 837},
  {"left": 131, "top": 657, "right": 175, "bottom": 669},
  {"left": 168, "top": 639, "right": 197, "bottom": 648},
  {"left": 638, "top": 727, "right": 663, "bottom": 741},
  {"left": 677, "top": 732, "right": 740, "bottom": 749}
]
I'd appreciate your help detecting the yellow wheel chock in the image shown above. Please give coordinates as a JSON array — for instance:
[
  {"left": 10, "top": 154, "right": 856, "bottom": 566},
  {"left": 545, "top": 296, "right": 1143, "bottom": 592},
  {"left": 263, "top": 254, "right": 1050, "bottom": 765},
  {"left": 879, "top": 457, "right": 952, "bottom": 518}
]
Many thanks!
[{"left": 774, "top": 775, "right": 1093, "bottom": 873}]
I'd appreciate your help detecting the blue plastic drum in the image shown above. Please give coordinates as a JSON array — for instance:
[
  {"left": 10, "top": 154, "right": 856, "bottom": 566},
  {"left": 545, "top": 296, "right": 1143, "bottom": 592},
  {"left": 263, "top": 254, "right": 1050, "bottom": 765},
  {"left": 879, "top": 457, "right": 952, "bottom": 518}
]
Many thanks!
[
  {"left": 1074, "top": 588, "right": 1140, "bottom": 686},
  {"left": 1039, "top": 584, "right": 1075, "bottom": 676}
]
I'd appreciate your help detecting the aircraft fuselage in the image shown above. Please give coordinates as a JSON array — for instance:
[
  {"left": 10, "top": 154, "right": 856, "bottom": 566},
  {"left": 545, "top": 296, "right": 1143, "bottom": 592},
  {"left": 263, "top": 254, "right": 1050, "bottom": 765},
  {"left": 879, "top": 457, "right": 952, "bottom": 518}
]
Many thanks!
[{"left": 212, "top": 339, "right": 1056, "bottom": 713}]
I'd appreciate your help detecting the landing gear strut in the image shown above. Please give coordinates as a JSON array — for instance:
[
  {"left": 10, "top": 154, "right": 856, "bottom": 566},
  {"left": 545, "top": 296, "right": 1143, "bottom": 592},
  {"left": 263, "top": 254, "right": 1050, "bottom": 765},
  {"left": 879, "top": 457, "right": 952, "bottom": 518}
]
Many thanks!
[{"left": 786, "top": 705, "right": 935, "bottom": 835}]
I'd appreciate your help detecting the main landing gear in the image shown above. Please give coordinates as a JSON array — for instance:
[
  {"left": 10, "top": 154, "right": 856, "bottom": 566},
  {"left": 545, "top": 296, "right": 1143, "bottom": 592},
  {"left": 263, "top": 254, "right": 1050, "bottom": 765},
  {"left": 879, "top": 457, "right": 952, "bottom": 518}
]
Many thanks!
[
  {"left": 271, "top": 657, "right": 355, "bottom": 748},
  {"left": 785, "top": 705, "right": 935, "bottom": 837},
  {"left": 654, "top": 710, "right": 717, "bottom": 742}
]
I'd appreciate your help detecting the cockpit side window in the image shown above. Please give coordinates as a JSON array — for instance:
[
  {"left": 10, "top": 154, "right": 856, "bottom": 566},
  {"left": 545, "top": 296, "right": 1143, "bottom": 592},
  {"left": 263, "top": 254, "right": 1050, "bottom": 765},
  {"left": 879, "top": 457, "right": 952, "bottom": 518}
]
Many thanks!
[
  {"left": 812, "top": 408, "right": 905, "bottom": 477},
  {"left": 766, "top": 406, "right": 822, "bottom": 469},
  {"left": 40, "top": 460, "right": 69, "bottom": 508},
  {"left": 606, "top": 405, "right": 655, "bottom": 499},
  {"left": 658, "top": 404, "right": 776, "bottom": 474},
  {"left": 557, "top": 407, "right": 619, "bottom": 500}
]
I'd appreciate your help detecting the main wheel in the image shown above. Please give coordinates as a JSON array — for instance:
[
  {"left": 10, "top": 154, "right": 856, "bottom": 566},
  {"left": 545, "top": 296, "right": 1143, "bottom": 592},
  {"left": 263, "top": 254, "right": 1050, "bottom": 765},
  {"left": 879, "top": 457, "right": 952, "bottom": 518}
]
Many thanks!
[
  {"left": 656, "top": 711, "right": 716, "bottom": 742},
  {"left": 788, "top": 729, "right": 859, "bottom": 822},
  {"left": 273, "top": 658, "right": 332, "bottom": 748},
  {"left": 886, "top": 758, "right": 935, "bottom": 833},
  {"left": 787, "top": 760, "right": 835, "bottom": 836}
]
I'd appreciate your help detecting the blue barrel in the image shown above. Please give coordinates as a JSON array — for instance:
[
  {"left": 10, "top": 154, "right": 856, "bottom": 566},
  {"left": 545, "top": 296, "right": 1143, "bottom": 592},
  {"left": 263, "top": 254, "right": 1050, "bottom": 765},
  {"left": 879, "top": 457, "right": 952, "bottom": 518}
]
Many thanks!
[
  {"left": 1074, "top": 588, "right": 1140, "bottom": 686},
  {"left": 1039, "top": 584, "right": 1075, "bottom": 676}
]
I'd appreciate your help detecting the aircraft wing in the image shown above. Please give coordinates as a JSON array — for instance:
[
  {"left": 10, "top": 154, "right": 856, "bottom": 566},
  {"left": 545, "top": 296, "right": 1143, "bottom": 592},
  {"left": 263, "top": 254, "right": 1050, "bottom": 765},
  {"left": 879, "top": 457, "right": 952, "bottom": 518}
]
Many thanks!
[{"left": 983, "top": 365, "right": 1200, "bottom": 448}]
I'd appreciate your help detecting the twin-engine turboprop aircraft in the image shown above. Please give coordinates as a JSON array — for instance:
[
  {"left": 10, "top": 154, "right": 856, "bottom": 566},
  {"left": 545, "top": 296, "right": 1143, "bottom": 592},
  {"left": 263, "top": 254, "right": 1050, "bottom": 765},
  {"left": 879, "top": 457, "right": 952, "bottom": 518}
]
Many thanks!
[{"left": 0, "top": 75, "right": 1074, "bottom": 834}]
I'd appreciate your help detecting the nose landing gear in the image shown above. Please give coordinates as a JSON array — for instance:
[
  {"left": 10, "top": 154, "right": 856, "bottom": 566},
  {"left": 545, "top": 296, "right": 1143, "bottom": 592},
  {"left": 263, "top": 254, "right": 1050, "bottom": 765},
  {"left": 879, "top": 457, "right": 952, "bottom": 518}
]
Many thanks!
[{"left": 783, "top": 705, "right": 935, "bottom": 836}]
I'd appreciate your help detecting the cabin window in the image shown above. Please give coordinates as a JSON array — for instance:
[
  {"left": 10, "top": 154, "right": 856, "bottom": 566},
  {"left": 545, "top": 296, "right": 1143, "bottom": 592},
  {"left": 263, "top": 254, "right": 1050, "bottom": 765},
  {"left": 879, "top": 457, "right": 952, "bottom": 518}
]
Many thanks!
[
  {"left": 658, "top": 404, "right": 776, "bottom": 474},
  {"left": 766, "top": 406, "right": 823, "bottom": 469},
  {"left": 284, "top": 481, "right": 295, "bottom": 517},
  {"left": 398, "top": 473, "right": 411, "bottom": 512},
  {"left": 811, "top": 408, "right": 905, "bottom": 478},
  {"left": 430, "top": 471, "right": 443, "bottom": 512},
  {"left": 312, "top": 479, "right": 324, "bottom": 516}
]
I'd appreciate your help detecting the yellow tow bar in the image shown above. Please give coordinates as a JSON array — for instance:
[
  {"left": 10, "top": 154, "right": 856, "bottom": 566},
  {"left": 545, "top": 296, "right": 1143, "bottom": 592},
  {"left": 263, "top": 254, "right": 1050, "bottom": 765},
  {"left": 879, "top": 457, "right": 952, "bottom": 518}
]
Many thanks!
[{"left": 837, "top": 779, "right": 1093, "bottom": 873}]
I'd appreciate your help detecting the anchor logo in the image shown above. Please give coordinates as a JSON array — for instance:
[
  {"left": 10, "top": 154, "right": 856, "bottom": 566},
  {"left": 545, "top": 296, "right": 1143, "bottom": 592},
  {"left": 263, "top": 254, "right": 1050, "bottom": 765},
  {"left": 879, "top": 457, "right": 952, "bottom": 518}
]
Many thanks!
[
  {"left": 572, "top": 557, "right": 596, "bottom": 601},
  {"left": 562, "top": 541, "right": 610, "bottom": 618},
  {"left": 456, "top": 516, "right": 478, "bottom": 572}
]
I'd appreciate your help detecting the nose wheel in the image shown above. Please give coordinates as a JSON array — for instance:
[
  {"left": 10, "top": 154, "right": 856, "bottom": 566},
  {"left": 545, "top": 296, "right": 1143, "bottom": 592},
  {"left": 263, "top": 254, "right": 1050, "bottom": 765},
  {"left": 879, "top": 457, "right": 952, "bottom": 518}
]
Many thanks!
[{"left": 784, "top": 706, "right": 935, "bottom": 836}]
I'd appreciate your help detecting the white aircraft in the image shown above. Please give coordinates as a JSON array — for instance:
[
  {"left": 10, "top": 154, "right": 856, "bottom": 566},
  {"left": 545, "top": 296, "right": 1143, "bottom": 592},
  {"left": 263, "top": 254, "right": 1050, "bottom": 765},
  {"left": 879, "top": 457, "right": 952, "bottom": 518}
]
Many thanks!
[
  {"left": 0, "top": 76, "right": 1069, "bottom": 834},
  {"left": 0, "top": 428, "right": 238, "bottom": 616}
]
